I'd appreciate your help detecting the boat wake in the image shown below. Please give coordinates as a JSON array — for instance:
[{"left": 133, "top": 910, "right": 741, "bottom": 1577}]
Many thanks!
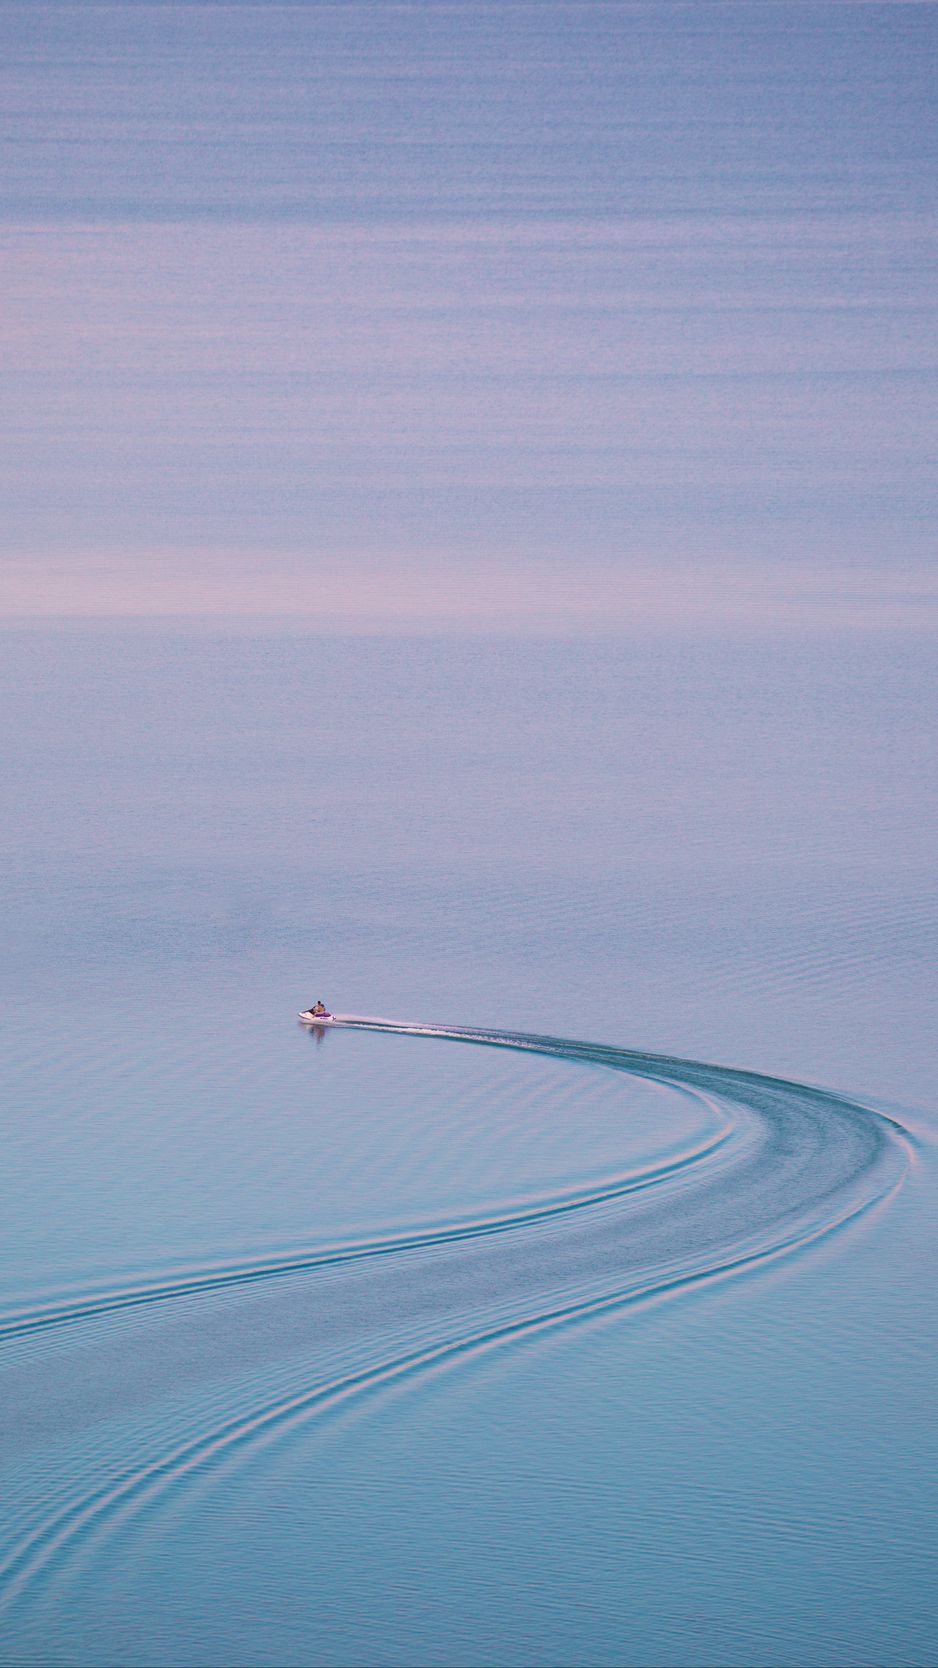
[{"left": 0, "top": 1018, "right": 912, "bottom": 1634}]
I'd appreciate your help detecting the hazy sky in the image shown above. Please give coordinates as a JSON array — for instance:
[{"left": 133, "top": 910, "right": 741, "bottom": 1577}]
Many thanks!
[{"left": 1, "top": 1, "right": 935, "bottom": 629}]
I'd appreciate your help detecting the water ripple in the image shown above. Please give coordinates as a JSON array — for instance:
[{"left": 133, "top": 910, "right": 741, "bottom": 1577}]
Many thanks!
[{"left": 0, "top": 1019, "right": 911, "bottom": 1631}]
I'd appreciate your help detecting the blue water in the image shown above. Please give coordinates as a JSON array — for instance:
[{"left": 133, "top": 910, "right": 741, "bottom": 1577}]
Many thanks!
[{"left": 1, "top": 628, "right": 936, "bottom": 1666}]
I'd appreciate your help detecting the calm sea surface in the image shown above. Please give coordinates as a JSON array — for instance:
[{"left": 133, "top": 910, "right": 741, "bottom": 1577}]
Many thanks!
[{"left": 1, "top": 627, "right": 935, "bottom": 1667}]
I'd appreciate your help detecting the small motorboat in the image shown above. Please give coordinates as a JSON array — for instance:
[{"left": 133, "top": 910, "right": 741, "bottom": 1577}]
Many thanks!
[{"left": 299, "top": 1004, "right": 335, "bottom": 1024}]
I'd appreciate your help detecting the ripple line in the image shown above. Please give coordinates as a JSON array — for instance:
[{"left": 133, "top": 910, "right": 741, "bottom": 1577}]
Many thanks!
[
  {"left": 0, "top": 1154, "right": 904, "bottom": 1620},
  {"left": 0, "top": 1018, "right": 911, "bottom": 1627},
  {"left": 0, "top": 1099, "right": 728, "bottom": 1344}
]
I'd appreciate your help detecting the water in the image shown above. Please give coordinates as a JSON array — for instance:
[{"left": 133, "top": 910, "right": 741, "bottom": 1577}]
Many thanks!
[{"left": 1, "top": 626, "right": 936, "bottom": 1666}]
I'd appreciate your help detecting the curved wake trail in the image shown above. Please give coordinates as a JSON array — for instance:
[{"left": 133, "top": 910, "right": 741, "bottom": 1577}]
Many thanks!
[
  {"left": 0, "top": 1120, "right": 730, "bottom": 1345},
  {"left": 0, "top": 1019, "right": 911, "bottom": 1627}
]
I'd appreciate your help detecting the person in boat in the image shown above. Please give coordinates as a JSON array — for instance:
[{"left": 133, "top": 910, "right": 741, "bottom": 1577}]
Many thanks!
[{"left": 310, "top": 1000, "right": 328, "bottom": 1016}]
